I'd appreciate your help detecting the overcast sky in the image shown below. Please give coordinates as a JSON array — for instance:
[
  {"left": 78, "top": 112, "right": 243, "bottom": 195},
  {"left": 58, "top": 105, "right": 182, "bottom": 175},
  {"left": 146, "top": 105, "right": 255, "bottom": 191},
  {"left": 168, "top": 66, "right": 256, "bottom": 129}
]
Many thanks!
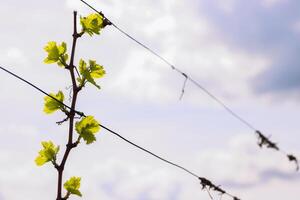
[{"left": 0, "top": 0, "right": 299, "bottom": 200}]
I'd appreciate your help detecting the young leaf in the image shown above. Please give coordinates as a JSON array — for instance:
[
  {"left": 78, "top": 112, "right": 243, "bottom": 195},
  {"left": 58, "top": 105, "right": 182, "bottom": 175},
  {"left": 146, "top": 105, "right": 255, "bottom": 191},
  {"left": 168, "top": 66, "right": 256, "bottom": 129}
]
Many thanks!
[
  {"left": 89, "top": 60, "right": 105, "bottom": 79},
  {"left": 44, "top": 41, "right": 69, "bottom": 66},
  {"left": 75, "top": 116, "right": 100, "bottom": 144},
  {"left": 58, "top": 42, "right": 67, "bottom": 55},
  {"left": 80, "top": 13, "right": 104, "bottom": 36},
  {"left": 43, "top": 91, "right": 65, "bottom": 114},
  {"left": 77, "top": 59, "right": 88, "bottom": 87},
  {"left": 35, "top": 141, "right": 59, "bottom": 166},
  {"left": 77, "top": 59, "right": 105, "bottom": 89},
  {"left": 44, "top": 42, "right": 59, "bottom": 64},
  {"left": 64, "top": 176, "right": 82, "bottom": 197}
]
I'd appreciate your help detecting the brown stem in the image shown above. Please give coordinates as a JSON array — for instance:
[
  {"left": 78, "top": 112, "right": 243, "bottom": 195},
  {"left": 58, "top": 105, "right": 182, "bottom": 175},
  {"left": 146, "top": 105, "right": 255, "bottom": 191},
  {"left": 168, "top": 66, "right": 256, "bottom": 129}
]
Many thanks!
[{"left": 56, "top": 11, "right": 81, "bottom": 200}]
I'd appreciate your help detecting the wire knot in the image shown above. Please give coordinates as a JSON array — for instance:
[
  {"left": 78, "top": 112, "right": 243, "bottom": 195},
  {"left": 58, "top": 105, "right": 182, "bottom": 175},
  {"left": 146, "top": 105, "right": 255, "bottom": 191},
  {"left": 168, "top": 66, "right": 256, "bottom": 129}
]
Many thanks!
[
  {"left": 255, "top": 130, "right": 279, "bottom": 151},
  {"left": 287, "top": 154, "right": 299, "bottom": 171}
]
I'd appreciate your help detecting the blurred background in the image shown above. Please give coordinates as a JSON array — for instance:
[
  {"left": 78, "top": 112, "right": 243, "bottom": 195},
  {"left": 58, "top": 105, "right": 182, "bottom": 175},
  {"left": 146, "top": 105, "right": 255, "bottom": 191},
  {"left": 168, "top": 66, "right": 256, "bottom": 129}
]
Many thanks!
[{"left": 0, "top": 0, "right": 299, "bottom": 199}]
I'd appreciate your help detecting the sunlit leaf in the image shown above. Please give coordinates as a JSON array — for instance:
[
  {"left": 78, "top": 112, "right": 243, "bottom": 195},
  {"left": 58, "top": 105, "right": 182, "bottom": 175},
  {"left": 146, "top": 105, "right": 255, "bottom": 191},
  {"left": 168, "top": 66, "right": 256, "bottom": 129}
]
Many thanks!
[
  {"left": 44, "top": 42, "right": 59, "bottom": 64},
  {"left": 64, "top": 176, "right": 82, "bottom": 197},
  {"left": 35, "top": 141, "right": 59, "bottom": 166},
  {"left": 89, "top": 60, "right": 105, "bottom": 78},
  {"left": 58, "top": 42, "right": 67, "bottom": 55},
  {"left": 43, "top": 91, "right": 65, "bottom": 114},
  {"left": 43, "top": 41, "right": 68, "bottom": 66},
  {"left": 77, "top": 59, "right": 105, "bottom": 89},
  {"left": 80, "top": 13, "right": 104, "bottom": 36},
  {"left": 78, "top": 59, "right": 87, "bottom": 80},
  {"left": 75, "top": 116, "right": 100, "bottom": 144}
]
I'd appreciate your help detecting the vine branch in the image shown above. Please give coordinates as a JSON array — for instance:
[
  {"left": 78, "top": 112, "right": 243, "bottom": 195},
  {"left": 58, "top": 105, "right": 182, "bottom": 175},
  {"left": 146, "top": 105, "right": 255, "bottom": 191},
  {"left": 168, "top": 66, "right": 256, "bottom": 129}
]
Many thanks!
[{"left": 56, "top": 11, "right": 82, "bottom": 200}]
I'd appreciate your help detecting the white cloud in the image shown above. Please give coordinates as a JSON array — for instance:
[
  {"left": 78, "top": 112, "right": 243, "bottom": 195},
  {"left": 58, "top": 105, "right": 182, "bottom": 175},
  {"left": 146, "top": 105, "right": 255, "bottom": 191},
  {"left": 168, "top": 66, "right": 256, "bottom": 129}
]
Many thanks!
[
  {"left": 0, "top": 47, "right": 29, "bottom": 67},
  {"left": 109, "top": 50, "right": 171, "bottom": 102}
]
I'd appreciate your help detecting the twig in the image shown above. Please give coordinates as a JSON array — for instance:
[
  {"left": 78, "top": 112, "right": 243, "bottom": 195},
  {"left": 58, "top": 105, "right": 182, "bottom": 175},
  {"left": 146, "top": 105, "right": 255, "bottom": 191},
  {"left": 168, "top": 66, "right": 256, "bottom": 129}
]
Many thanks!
[
  {"left": 179, "top": 73, "right": 188, "bottom": 100},
  {"left": 56, "top": 116, "right": 70, "bottom": 125},
  {"left": 205, "top": 187, "right": 214, "bottom": 200}
]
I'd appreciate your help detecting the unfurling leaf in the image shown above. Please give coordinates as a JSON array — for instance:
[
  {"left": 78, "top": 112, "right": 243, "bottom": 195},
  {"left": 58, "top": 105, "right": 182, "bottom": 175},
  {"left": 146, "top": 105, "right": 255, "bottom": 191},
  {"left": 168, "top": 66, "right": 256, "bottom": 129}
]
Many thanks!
[
  {"left": 64, "top": 176, "right": 82, "bottom": 197},
  {"left": 89, "top": 60, "right": 105, "bottom": 78},
  {"left": 44, "top": 41, "right": 69, "bottom": 67},
  {"left": 75, "top": 116, "right": 100, "bottom": 144},
  {"left": 43, "top": 91, "right": 65, "bottom": 114},
  {"left": 35, "top": 141, "right": 59, "bottom": 166},
  {"left": 77, "top": 59, "right": 105, "bottom": 89},
  {"left": 80, "top": 13, "right": 104, "bottom": 36}
]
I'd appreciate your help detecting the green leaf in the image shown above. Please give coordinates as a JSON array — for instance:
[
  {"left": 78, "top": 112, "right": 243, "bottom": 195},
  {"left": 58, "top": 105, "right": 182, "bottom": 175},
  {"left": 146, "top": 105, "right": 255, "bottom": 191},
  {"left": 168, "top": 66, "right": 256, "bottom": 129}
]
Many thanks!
[
  {"left": 57, "top": 54, "right": 69, "bottom": 67},
  {"left": 58, "top": 42, "right": 67, "bottom": 55},
  {"left": 64, "top": 177, "right": 82, "bottom": 197},
  {"left": 79, "top": 59, "right": 87, "bottom": 78},
  {"left": 77, "top": 59, "right": 89, "bottom": 87},
  {"left": 43, "top": 91, "right": 65, "bottom": 114},
  {"left": 77, "top": 59, "right": 105, "bottom": 89},
  {"left": 43, "top": 41, "right": 68, "bottom": 66},
  {"left": 35, "top": 141, "right": 59, "bottom": 166},
  {"left": 80, "top": 13, "right": 104, "bottom": 36},
  {"left": 75, "top": 116, "right": 100, "bottom": 144},
  {"left": 63, "top": 54, "right": 69, "bottom": 62},
  {"left": 86, "top": 72, "right": 101, "bottom": 89},
  {"left": 89, "top": 60, "right": 105, "bottom": 78},
  {"left": 44, "top": 42, "right": 59, "bottom": 64}
]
